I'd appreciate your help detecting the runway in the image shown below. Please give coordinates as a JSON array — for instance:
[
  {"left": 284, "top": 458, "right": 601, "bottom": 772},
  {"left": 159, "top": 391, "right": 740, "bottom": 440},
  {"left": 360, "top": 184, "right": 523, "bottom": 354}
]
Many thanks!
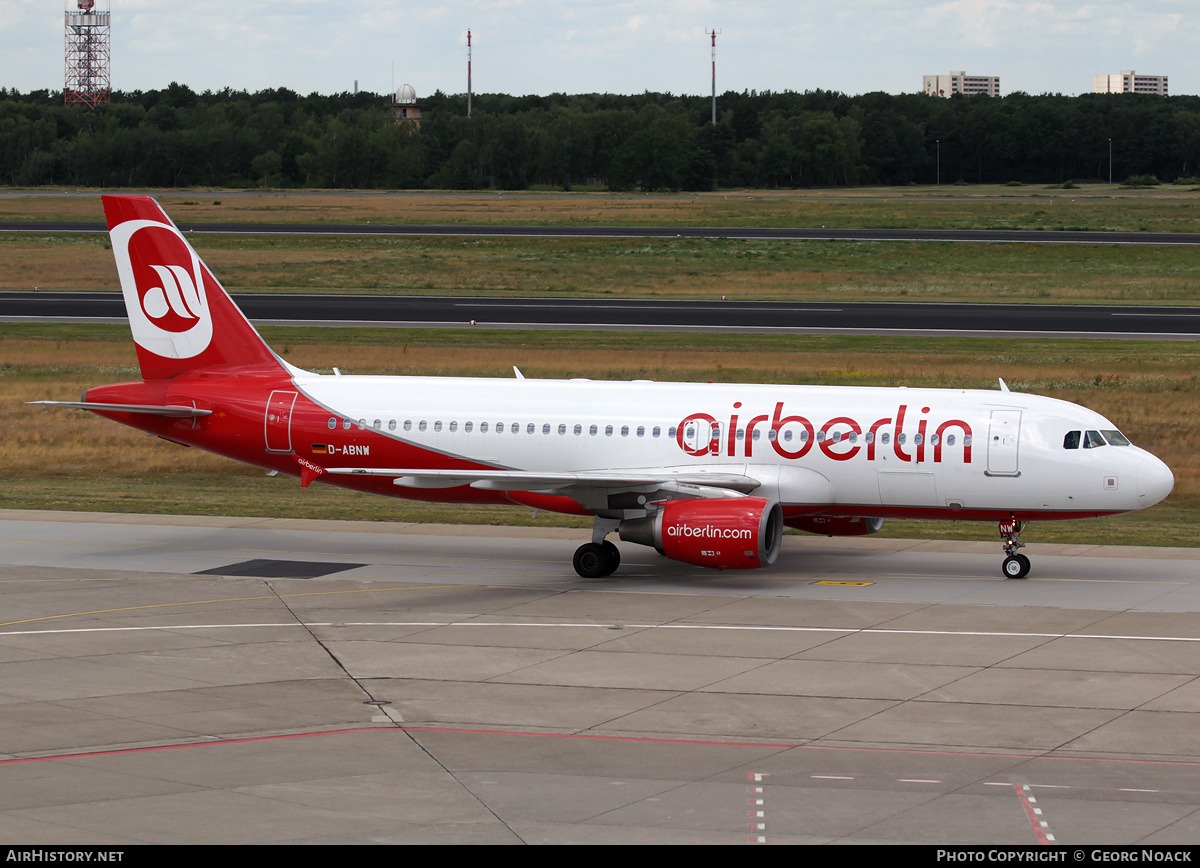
[
  {"left": 5, "top": 292, "right": 1200, "bottom": 340},
  {"left": 4, "top": 219, "right": 1200, "bottom": 246},
  {"left": 3, "top": 509, "right": 1200, "bottom": 844}
]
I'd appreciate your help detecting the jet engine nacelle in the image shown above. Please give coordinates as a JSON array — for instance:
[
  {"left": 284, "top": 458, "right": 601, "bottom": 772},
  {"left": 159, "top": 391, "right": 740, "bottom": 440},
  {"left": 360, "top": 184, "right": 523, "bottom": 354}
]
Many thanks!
[
  {"left": 786, "top": 515, "right": 885, "bottom": 537},
  {"left": 619, "top": 497, "right": 783, "bottom": 570}
]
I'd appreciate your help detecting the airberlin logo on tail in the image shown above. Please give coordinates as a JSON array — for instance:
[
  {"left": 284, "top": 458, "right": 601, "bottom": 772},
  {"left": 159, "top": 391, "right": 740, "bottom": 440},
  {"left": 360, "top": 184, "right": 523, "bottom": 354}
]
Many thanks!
[{"left": 110, "top": 218, "right": 213, "bottom": 360}]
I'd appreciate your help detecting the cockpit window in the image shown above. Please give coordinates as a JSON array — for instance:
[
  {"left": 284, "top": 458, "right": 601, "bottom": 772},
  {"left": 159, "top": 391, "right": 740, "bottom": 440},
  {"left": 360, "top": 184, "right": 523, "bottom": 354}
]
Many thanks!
[
  {"left": 1063, "top": 431, "right": 1080, "bottom": 449},
  {"left": 1083, "top": 430, "right": 1106, "bottom": 449},
  {"left": 1100, "top": 429, "right": 1131, "bottom": 446}
]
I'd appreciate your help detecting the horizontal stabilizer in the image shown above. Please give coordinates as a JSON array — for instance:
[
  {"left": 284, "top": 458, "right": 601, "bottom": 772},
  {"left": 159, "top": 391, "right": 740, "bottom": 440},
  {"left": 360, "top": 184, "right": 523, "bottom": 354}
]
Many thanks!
[{"left": 29, "top": 401, "right": 212, "bottom": 418}]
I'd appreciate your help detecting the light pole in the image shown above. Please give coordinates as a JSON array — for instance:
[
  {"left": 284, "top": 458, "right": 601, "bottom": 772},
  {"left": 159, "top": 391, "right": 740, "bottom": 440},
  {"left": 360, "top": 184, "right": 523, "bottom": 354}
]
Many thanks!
[{"left": 1108, "top": 138, "right": 1112, "bottom": 185}]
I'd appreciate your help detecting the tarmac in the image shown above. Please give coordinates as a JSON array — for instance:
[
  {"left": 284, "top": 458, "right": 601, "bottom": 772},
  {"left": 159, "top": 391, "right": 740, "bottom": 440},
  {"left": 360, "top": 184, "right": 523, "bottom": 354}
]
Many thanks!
[{"left": 1, "top": 508, "right": 1199, "bottom": 844}]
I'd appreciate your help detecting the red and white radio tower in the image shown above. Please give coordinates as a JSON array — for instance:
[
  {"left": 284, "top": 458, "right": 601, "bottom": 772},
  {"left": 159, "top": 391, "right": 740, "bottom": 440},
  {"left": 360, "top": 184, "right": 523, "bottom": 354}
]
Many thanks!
[
  {"left": 65, "top": 0, "right": 111, "bottom": 108},
  {"left": 467, "top": 30, "right": 473, "bottom": 118},
  {"left": 706, "top": 28, "right": 721, "bottom": 125}
]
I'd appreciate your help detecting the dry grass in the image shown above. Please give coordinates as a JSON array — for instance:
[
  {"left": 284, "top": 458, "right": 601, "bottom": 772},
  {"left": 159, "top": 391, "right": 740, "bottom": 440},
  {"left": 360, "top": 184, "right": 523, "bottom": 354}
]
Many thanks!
[
  {"left": 3, "top": 186, "right": 1200, "bottom": 231},
  {"left": 3, "top": 330, "right": 1197, "bottom": 545}
]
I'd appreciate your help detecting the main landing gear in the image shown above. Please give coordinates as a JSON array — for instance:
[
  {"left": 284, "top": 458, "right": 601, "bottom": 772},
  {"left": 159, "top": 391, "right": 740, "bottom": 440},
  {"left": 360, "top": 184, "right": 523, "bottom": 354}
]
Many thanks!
[
  {"left": 573, "top": 540, "right": 621, "bottom": 578},
  {"left": 573, "top": 517, "right": 622, "bottom": 578},
  {"left": 999, "top": 517, "right": 1031, "bottom": 579}
]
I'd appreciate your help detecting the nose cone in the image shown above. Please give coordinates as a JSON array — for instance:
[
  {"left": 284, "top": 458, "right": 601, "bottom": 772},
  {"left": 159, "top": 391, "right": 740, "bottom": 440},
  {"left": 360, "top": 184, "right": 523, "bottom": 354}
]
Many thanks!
[{"left": 1137, "top": 454, "right": 1175, "bottom": 508}]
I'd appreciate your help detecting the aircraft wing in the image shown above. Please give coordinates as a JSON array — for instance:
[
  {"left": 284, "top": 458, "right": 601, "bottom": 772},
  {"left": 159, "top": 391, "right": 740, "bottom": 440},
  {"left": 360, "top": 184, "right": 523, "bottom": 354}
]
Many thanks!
[
  {"left": 29, "top": 401, "right": 213, "bottom": 418},
  {"left": 324, "top": 466, "right": 763, "bottom": 494}
]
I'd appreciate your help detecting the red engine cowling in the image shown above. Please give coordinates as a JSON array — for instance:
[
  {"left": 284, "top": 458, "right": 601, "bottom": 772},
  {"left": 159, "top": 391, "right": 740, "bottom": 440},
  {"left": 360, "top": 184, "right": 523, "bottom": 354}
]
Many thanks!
[
  {"left": 786, "top": 516, "right": 885, "bottom": 536},
  {"left": 619, "top": 497, "right": 783, "bottom": 570}
]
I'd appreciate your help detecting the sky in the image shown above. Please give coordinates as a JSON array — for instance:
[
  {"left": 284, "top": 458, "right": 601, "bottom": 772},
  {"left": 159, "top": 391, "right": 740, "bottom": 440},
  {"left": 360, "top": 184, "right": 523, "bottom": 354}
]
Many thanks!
[{"left": 3, "top": 1, "right": 1197, "bottom": 99}]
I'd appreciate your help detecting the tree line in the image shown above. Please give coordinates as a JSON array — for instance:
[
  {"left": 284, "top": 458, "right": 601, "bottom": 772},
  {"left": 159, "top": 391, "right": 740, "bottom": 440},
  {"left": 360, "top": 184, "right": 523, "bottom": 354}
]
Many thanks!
[{"left": 3, "top": 83, "right": 1200, "bottom": 190}]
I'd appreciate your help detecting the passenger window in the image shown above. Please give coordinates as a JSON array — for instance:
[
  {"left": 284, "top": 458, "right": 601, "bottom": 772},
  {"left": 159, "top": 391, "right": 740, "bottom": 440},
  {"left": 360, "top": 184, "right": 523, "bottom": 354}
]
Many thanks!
[
  {"left": 481, "top": 422, "right": 489, "bottom": 433},
  {"left": 434, "top": 421, "right": 442, "bottom": 432},
  {"left": 1063, "top": 431, "right": 1081, "bottom": 449},
  {"left": 465, "top": 421, "right": 473, "bottom": 433},
  {"left": 388, "top": 419, "right": 396, "bottom": 431},
  {"left": 605, "top": 425, "right": 613, "bottom": 436},
  {"left": 558, "top": 424, "right": 566, "bottom": 435},
  {"left": 449, "top": 421, "right": 457, "bottom": 432},
  {"left": 590, "top": 425, "right": 598, "bottom": 436},
  {"left": 574, "top": 424, "right": 582, "bottom": 435},
  {"left": 327, "top": 417, "right": 337, "bottom": 430}
]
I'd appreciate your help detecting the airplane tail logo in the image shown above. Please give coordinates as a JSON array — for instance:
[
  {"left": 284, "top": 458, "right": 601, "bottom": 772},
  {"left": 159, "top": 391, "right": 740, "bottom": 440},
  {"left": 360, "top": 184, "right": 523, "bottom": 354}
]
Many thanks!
[
  {"left": 103, "top": 196, "right": 284, "bottom": 380},
  {"left": 110, "top": 218, "right": 213, "bottom": 360}
]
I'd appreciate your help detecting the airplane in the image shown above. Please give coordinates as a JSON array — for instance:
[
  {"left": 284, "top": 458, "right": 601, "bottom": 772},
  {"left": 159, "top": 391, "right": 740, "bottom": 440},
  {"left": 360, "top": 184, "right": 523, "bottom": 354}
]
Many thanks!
[{"left": 34, "top": 195, "right": 1175, "bottom": 580}]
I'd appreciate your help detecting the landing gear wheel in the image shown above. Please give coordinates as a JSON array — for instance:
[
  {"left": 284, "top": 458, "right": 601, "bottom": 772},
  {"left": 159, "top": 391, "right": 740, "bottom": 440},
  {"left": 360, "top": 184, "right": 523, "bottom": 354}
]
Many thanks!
[
  {"left": 600, "top": 540, "right": 620, "bottom": 575},
  {"left": 573, "top": 542, "right": 619, "bottom": 578},
  {"left": 1002, "top": 554, "right": 1031, "bottom": 579},
  {"left": 998, "top": 517, "right": 1031, "bottom": 579}
]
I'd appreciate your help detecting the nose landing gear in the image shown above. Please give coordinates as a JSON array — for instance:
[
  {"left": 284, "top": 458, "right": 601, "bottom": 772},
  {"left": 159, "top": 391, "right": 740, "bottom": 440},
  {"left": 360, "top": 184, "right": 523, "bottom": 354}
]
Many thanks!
[{"left": 999, "top": 517, "right": 1031, "bottom": 579}]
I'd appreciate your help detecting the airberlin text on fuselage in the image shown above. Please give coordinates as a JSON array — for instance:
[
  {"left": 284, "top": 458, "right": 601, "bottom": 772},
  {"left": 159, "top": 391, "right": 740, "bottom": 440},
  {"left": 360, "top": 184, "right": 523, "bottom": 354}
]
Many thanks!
[{"left": 677, "top": 402, "right": 974, "bottom": 464}]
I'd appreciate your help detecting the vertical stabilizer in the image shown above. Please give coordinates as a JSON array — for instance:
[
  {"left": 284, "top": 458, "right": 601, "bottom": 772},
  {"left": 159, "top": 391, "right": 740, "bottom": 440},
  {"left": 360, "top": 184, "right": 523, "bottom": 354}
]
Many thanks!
[{"left": 102, "top": 195, "right": 284, "bottom": 380}]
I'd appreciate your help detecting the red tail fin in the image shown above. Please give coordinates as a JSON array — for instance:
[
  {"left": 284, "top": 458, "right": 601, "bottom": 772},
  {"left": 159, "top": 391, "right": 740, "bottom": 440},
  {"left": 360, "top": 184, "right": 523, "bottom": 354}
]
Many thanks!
[{"left": 102, "top": 195, "right": 284, "bottom": 380}]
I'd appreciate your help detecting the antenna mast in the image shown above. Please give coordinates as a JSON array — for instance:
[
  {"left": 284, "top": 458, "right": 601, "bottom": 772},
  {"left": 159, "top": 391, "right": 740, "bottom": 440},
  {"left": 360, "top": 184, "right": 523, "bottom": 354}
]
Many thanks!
[
  {"left": 467, "top": 30, "right": 472, "bottom": 118},
  {"left": 706, "top": 28, "right": 721, "bottom": 125}
]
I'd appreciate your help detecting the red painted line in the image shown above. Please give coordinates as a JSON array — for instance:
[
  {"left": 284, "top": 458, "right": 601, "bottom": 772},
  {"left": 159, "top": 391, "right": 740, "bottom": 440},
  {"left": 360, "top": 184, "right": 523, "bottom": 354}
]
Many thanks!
[
  {"left": 1012, "top": 783, "right": 1053, "bottom": 845},
  {"left": 5, "top": 724, "right": 1200, "bottom": 770}
]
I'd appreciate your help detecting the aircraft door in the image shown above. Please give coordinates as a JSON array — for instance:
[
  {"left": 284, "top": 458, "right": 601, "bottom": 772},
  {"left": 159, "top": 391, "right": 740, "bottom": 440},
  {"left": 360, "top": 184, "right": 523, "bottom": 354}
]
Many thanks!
[
  {"left": 986, "top": 410, "right": 1021, "bottom": 477},
  {"left": 680, "top": 418, "right": 721, "bottom": 460},
  {"left": 264, "top": 390, "right": 298, "bottom": 454}
]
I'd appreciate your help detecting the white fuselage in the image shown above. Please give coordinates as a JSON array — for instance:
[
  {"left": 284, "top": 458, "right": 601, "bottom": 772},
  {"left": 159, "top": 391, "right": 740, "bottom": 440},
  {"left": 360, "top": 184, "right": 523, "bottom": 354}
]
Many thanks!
[{"left": 295, "top": 373, "right": 1173, "bottom": 520}]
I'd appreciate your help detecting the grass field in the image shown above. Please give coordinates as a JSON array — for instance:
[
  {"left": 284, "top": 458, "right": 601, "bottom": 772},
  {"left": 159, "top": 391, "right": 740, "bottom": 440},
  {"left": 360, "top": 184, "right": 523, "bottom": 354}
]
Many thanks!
[
  {"left": 4, "top": 230, "right": 1200, "bottom": 306},
  {"left": 2, "top": 187, "right": 1196, "bottom": 546},
  {"left": 4, "top": 186, "right": 1200, "bottom": 231},
  {"left": 3, "top": 325, "right": 1196, "bottom": 547}
]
